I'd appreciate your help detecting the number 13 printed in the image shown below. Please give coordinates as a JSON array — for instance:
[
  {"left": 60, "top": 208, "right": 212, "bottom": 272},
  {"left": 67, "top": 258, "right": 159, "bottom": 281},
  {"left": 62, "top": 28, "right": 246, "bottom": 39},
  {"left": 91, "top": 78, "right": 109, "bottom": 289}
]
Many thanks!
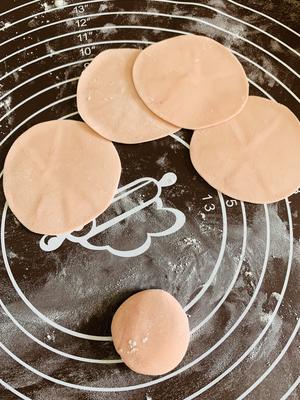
[{"left": 202, "top": 194, "right": 215, "bottom": 212}]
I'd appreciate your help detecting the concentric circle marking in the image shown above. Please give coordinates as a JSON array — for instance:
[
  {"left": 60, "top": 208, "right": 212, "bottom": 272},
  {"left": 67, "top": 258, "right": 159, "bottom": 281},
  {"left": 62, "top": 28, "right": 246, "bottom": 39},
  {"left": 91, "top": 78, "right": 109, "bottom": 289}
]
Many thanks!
[
  {"left": 0, "top": 118, "right": 231, "bottom": 366},
  {"left": 1, "top": 11, "right": 299, "bottom": 79},
  {"left": 0, "top": 201, "right": 113, "bottom": 339},
  {"left": 5, "top": 70, "right": 277, "bottom": 351},
  {"left": 0, "top": 299, "right": 123, "bottom": 364},
  {"left": 1, "top": 0, "right": 299, "bottom": 59},
  {"left": 0, "top": 0, "right": 38, "bottom": 17},
  {"left": 0, "top": 29, "right": 296, "bottom": 396},
  {"left": 0, "top": 24, "right": 268, "bottom": 360},
  {"left": 2, "top": 0, "right": 299, "bottom": 40},
  {"left": 1, "top": 143, "right": 228, "bottom": 342},
  {"left": 236, "top": 319, "right": 300, "bottom": 398},
  {"left": 0, "top": 203, "right": 272, "bottom": 392},
  {"left": 0, "top": 68, "right": 277, "bottom": 132},
  {"left": 0, "top": 0, "right": 298, "bottom": 100},
  {"left": 0, "top": 39, "right": 292, "bottom": 396},
  {"left": 0, "top": 2, "right": 298, "bottom": 398},
  {"left": 0, "top": 31, "right": 299, "bottom": 151},
  {"left": 0, "top": 77, "right": 79, "bottom": 123},
  {"left": 0, "top": 75, "right": 273, "bottom": 143},
  {"left": 0, "top": 39, "right": 148, "bottom": 82},
  {"left": 0, "top": 140, "right": 268, "bottom": 392},
  {"left": 0, "top": 378, "right": 31, "bottom": 400},
  {"left": 0, "top": 58, "right": 92, "bottom": 102},
  {"left": 280, "top": 376, "right": 300, "bottom": 400},
  {"left": 190, "top": 201, "right": 247, "bottom": 334},
  {"left": 1, "top": 21, "right": 299, "bottom": 100},
  {"left": 1, "top": 92, "right": 267, "bottom": 392},
  {"left": 0, "top": 32, "right": 229, "bottom": 346},
  {"left": 184, "top": 199, "right": 294, "bottom": 399},
  {"left": 227, "top": 0, "right": 300, "bottom": 37}
]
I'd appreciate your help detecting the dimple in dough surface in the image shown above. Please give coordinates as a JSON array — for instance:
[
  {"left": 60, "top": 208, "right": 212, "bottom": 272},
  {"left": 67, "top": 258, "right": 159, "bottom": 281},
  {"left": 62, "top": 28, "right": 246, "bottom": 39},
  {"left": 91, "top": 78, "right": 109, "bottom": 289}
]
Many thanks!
[
  {"left": 132, "top": 34, "right": 249, "bottom": 129},
  {"left": 190, "top": 96, "right": 300, "bottom": 204},
  {"left": 3, "top": 120, "right": 121, "bottom": 235},
  {"left": 111, "top": 289, "right": 190, "bottom": 376},
  {"left": 77, "top": 48, "right": 179, "bottom": 144}
]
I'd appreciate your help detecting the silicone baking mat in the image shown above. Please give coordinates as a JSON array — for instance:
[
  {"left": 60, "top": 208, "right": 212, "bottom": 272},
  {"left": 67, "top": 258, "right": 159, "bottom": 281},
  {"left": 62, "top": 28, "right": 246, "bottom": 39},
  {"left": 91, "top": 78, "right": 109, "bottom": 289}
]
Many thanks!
[{"left": 0, "top": 1, "right": 299, "bottom": 399}]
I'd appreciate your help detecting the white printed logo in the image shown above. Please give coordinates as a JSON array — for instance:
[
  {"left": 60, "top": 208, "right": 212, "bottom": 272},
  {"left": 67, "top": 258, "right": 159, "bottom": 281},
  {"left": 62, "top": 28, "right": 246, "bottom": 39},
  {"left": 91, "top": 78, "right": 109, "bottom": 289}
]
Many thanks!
[{"left": 39, "top": 172, "right": 186, "bottom": 257}]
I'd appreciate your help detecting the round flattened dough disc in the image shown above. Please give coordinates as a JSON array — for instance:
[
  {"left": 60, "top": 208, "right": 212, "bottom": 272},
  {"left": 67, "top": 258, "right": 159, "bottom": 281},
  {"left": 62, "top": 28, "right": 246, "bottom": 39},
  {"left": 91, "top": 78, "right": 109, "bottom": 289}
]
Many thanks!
[
  {"left": 111, "top": 289, "right": 190, "bottom": 376},
  {"left": 190, "top": 96, "right": 300, "bottom": 204},
  {"left": 132, "top": 34, "right": 249, "bottom": 129},
  {"left": 3, "top": 120, "right": 121, "bottom": 235},
  {"left": 77, "top": 48, "right": 179, "bottom": 144}
]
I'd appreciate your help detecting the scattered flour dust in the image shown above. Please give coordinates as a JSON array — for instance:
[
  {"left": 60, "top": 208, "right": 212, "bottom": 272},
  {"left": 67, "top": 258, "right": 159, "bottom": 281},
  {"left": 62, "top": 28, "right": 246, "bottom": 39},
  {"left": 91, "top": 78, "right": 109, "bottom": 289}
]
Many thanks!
[
  {"left": 127, "top": 13, "right": 144, "bottom": 24},
  {"left": 43, "top": 2, "right": 54, "bottom": 11},
  {"left": 248, "top": 56, "right": 277, "bottom": 88},
  {"left": 0, "top": 96, "right": 13, "bottom": 125},
  {"left": 102, "top": 23, "right": 118, "bottom": 36},
  {"left": 7, "top": 250, "right": 18, "bottom": 259},
  {"left": 270, "top": 39, "right": 283, "bottom": 53},
  {"left": 146, "top": 7, "right": 160, "bottom": 14},
  {"left": 260, "top": 311, "right": 273, "bottom": 324},
  {"left": 208, "top": 0, "right": 226, "bottom": 7},
  {"left": 1, "top": 21, "right": 12, "bottom": 30},
  {"left": 0, "top": 96, "right": 12, "bottom": 113},
  {"left": 46, "top": 331, "right": 56, "bottom": 342},
  {"left": 65, "top": 18, "right": 75, "bottom": 27},
  {"left": 99, "top": 2, "right": 109, "bottom": 12},
  {"left": 170, "top": 4, "right": 186, "bottom": 16},
  {"left": 55, "top": 0, "right": 68, "bottom": 7},
  {"left": 45, "top": 43, "right": 56, "bottom": 55},
  {"left": 271, "top": 292, "right": 282, "bottom": 301},
  {"left": 43, "top": 1, "right": 68, "bottom": 11},
  {"left": 185, "top": 12, "right": 247, "bottom": 49}
]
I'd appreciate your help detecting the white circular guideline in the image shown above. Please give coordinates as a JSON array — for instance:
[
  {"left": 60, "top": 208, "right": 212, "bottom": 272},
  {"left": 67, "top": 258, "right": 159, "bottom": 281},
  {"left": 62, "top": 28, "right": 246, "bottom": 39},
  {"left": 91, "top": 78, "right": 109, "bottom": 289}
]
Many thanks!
[{"left": 0, "top": 65, "right": 294, "bottom": 396}]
